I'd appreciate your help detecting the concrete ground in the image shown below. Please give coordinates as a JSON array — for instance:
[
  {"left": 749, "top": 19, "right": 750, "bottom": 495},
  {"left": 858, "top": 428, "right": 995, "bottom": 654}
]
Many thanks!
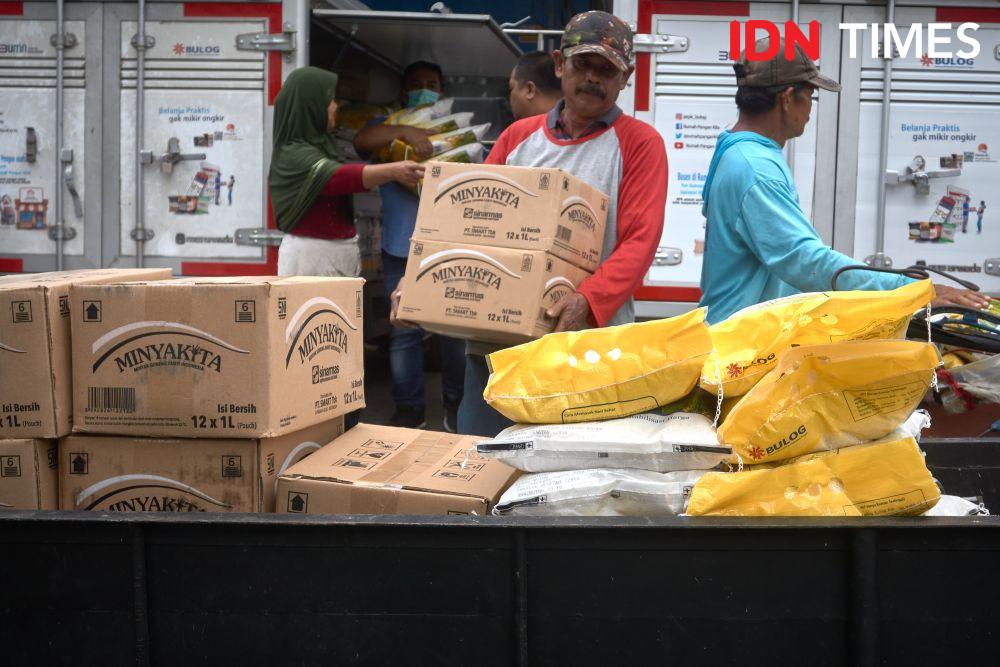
[{"left": 355, "top": 336, "right": 449, "bottom": 431}]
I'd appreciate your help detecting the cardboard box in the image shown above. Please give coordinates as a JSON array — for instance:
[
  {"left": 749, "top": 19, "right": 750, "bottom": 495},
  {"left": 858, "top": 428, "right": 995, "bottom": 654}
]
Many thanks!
[
  {"left": 0, "top": 268, "right": 171, "bottom": 438},
  {"left": 0, "top": 438, "right": 58, "bottom": 510},
  {"left": 276, "top": 423, "right": 519, "bottom": 516},
  {"left": 397, "top": 240, "right": 591, "bottom": 345},
  {"left": 70, "top": 276, "right": 364, "bottom": 438},
  {"left": 415, "top": 162, "right": 608, "bottom": 272},
  {"left": 59, "top": 416, "right": 344, "bottom": 512}
]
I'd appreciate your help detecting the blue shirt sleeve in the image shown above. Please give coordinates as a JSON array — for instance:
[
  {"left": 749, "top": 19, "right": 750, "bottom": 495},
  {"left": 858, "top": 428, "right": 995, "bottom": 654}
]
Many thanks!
[{"left": 736, "top": 179, "right": 911, "bottom": 293}]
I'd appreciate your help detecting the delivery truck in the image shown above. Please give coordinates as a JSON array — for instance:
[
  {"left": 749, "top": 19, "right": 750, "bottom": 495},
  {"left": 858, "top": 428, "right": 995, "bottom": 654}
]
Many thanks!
[{"left": 3, "top": 1, "right": 996, "bottom": 313}]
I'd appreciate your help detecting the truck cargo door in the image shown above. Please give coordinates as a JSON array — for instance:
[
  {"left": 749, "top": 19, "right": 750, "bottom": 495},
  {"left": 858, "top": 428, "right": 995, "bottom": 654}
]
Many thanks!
[
  {"left": 620, "top": 1, "right": 841, "bottom": 313},
  {"left": 841, "top": 5, "right": 1000, "bottom": 292},
  {"left": 0, "top": 2, "right": 101, "bottom": 273},
  {"left": 108, "top": 2, "right": 282, "bottom": 275}
]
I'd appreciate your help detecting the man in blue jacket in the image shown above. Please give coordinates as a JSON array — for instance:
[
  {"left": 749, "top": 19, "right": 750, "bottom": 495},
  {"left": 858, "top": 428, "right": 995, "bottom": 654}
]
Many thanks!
[{"left": 699, "top": 37, "right": 989, "bottom": 324}]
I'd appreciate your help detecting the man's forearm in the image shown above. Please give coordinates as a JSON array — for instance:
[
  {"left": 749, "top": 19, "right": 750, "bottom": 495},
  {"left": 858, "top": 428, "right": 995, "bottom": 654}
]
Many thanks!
[{"left": 353, "top": 125, "right": 407, "bottom": 155}]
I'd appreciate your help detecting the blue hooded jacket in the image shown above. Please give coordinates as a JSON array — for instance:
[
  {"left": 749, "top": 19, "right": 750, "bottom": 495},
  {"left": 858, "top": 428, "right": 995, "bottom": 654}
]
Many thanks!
[{"left": 698, "top": 130, "right": 909, "bottom": 324}]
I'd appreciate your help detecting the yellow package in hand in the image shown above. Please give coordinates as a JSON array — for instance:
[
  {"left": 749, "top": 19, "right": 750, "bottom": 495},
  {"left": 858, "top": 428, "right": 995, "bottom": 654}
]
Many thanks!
[
  {"left": 484, "top": 309, "right": 712, "bottom": 424},
  {"left": 686, "top": 433, "right": 940, "bottom": 516},
  {"left": 720, "top": 340, "right": 940, "bottom": 465},
  {"left": 701, "top": 280, "right": 934, "bottom": 397}
]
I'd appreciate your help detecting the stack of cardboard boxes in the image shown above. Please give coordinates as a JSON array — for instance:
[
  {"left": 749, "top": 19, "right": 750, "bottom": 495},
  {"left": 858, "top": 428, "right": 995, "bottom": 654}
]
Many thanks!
[
  {"left": 398, "top": 163, "right": 609, "bottom": 345},
  {"left": 2, "top": 269, "right": 518, "bottom": 515},
  {"left": 1, "top": 271, "right": 363, "bottom": 512},
  {"left": 1, "top": 269, "right": 171, "bottom": 510},
  {"left": 62, "top": 275, "right": 366, "bottom": 512}
]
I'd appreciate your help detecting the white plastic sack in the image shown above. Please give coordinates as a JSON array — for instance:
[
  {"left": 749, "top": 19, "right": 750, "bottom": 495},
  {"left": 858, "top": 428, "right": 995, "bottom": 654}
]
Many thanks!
[
  {"left": 898, "top": 409, "right": 932, "bottom": 440},
  {"left": 922, "top": 495, "right": 989, "bottom": 516},
  {"left": 477, "top": 412, "right": 730, "bottom": 473},
  {"left": 492, "top": 468, "right": 705, "bottom": 516}
]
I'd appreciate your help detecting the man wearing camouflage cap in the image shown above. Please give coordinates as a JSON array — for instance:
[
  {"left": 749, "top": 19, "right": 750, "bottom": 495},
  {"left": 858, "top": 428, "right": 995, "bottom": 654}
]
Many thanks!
[
  {"left": 699, "top": 37, "right": 988, "bottom": 323},
  {"left": 457, "top": 10, "right": 668, "bottom": 435}
]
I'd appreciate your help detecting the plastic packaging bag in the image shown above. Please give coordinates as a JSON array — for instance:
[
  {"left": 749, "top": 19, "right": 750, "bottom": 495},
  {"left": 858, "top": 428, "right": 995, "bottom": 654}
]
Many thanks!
[
  {"left": 415, "top": 111, "right": 475, "bottom": 135},
  {"left": 686, "top": 432, "right": 940, "bottom": 517},
  {"left": 385, "top": 123, "right": 491, "bottom": 163},
  {"left": 701, "top": 280, "right": 935, "bottom": 398},
  {"left": 945, "top": 353, "right": 1000, "bottom": 404},
  {"left": 335, "top": 103, "right": 394, "bottom": 131},
  {"left": 922, "top": 495, "right": 989, "bottom": 516},
  {"left": 719, "top": 340, "right": 940, "bottom": 464},
  {"left": 476, "top": 411, "right": 730, "bottom": 473},
  {"left": 433, "top": 142, "right": 484, "bottom": 164},
  {"left": 384, "top": 98, "right": 454, "bottom": 126},
  {"left": 493, "top": 468, "right": 705, "bottom": 516},
  {"left": 485, "top": 309, "right": 713, "bottom": 424}
]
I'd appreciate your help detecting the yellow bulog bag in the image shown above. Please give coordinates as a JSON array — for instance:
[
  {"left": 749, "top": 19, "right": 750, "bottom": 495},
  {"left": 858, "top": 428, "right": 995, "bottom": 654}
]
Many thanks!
[
  {"left": 701, "top": 280, "right": 935, "bottom": 398},
  {"left": 719, "top": 339, "right": 941, "bottom": 465},
  {"left": 484, "top": 309, "right": 712, "bottom": 424},
  {"left": 686, "top": 433, "right": 940, "bottom": 517}
]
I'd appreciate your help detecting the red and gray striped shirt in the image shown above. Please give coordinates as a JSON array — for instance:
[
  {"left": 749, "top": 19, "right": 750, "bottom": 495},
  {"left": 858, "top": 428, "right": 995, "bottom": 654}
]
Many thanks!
[{"left": 486, "top": 103, "right": 668, "bottom": 327}]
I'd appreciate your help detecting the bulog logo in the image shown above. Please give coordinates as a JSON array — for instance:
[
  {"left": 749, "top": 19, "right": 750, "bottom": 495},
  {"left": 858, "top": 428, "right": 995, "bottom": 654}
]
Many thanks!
[
  {"left": 765, "top": 425, "right": 809, "bottom": 457},
  {"left": 75, "top": 473, "right": 233, "bottom": 511},
  {"left": 172, "top": 42, "right": 222, "bottom": 56},
  {"left": 90, "top": 321, "right": 250, "bottom": 374},
  {"left": 284, "top": 297, "right": 358, "bottom": 368}
]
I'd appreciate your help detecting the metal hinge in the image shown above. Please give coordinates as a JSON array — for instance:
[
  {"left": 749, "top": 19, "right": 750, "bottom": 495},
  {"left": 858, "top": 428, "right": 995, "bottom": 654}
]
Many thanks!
[
  {"left": 235, "top": 228, "right": 284, "bottom": 247},
  {"left": 864, "top": 253, "right": 893, "bottom": 268},
  {"left": 985, "top": 258, "right": 1000, "bottom": 277},
  {"left": 50, "top": 32, "right": 78, "bottom": 49},
  {"left": 48, "top": 224, "right": 76, "bottom": 241},
  {"left": 130, "top": 33, "right": 155, "bottom": 50},
  {"left": 633, "top": 33, "right": 689, "bottom": 54},
  {"left": 653, "top": 246, "right": 683, "bottom": 266},
  {"left": 236, "top": 24, "right": 296, "bottom": 55},
  {"left": 130, "top": 228, "right": 155, "bottom": 242}
]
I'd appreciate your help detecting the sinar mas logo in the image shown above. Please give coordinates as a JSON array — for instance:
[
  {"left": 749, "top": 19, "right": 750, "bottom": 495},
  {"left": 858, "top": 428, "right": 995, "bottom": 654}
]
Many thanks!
[
  {"left": 284, "top": 297, "right": 359, "bottom": 368},
  {"left": 434, "top": 170, "right": 540, "bottom": 209},
  {"left": 415, "top": 248, "right": 521, "bottom": 290},
  {"left": 90, "top": 321, "right": 250, "bottom": 374}
]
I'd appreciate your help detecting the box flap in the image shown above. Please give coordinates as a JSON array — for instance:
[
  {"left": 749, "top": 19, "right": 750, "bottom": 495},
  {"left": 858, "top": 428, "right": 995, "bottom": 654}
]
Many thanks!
[{"left": 280, "top": 423, "right": 514, "bottom": 502}]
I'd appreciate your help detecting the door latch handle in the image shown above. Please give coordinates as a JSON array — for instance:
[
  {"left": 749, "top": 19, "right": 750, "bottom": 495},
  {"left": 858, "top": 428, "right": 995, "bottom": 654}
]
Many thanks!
[
  {"left": 25, "top": 127, "right": 37, "bottom": 163},
  {"left": 140, "top": 137, "right": 207, "bottom": 174},
  {"left": 884, "top": 155, "right": 962, "bottom": 195},
  {"left": 159, "top": 137, "right": 206, "bottom": 174},
  {"left": 62, "top": 148, "right": 83, "bottom": 219}
]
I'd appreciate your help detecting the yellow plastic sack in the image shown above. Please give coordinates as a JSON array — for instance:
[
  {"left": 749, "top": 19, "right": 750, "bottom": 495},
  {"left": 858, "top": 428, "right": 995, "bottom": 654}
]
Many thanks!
[
  {"left": 484, "top": 309, "right": 712, "bottom": 424},
  {"left": 701, "top": 280, "right": 935, "bottom": 397},
  {"left": 719, "top": 340, "right": 941, "bottom": 464},
  {"left": 686, "top": 433, "right": 940, "bottom": 516}
]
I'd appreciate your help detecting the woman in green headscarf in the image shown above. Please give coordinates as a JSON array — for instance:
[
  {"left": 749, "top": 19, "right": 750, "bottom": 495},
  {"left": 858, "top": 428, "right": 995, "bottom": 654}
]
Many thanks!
[{"left": 270, "top": 66, "right": 423, "bottom": 277}]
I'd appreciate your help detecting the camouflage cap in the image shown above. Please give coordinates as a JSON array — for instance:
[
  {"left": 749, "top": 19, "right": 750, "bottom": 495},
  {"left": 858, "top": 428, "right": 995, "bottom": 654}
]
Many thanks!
[
  {"left": 560, "top": 11, "right": 634, "bottom": 72},
  {"left": 735, "top": 37, "right": 841, "bottom": 92}
]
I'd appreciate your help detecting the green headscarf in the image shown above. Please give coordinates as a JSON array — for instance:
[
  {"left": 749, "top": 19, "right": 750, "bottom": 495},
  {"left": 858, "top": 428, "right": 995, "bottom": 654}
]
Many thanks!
[{"left": 268, "top": 67, "right": 343, "bottom": 232}]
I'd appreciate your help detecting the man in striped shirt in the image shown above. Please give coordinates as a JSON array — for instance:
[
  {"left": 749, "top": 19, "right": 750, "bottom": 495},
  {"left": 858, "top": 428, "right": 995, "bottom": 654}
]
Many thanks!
[{"left": 394, "top": 11, "right": 668, "bottom": 436}]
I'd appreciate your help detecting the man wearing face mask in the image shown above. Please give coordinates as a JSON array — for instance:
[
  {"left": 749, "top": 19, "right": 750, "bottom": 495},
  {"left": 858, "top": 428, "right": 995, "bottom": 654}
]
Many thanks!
[
  {"left": 391, "top": 12, "right": 668, "bottom": 436},
  {"left": 354, "top": 61, "right": 466, "bottom": 432}
]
